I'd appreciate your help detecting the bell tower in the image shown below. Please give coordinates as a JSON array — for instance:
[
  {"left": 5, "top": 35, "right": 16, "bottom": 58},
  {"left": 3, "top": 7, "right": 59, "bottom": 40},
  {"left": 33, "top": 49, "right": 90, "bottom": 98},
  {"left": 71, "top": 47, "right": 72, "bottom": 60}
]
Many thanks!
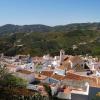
[{"left": 60, "top": 49, "right": 65, "bottom": 64}]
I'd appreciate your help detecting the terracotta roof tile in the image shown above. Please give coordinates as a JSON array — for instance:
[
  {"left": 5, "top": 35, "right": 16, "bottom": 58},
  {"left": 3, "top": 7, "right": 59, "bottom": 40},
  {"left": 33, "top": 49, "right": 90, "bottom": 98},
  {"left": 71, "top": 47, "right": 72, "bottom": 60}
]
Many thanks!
[
  {"left": 51, "top": 73, "right": 65, "bottom": 80},
  {"left": 57, "top": 65, "right": 66, "bottom": 70},
  {"left": 63, "top": 56, "right": 82, "bottom": 63},
  {"left": 17, "top": 70, "right": 33, "bottom": 74},
  {"left": 41, "top": 71, "right": 53, "bottom": 77},
  {"left": 69, "top": 56, "right": 82, "bottom": 63},
  {"left": 35, "top": 73, "right": 47, "bottom": 80},
  {"left": 65, "top": 72, "right": 97, "bottom": 86},
  {"left": 58, "top": 63, "right": 71, "bottom": 70}
]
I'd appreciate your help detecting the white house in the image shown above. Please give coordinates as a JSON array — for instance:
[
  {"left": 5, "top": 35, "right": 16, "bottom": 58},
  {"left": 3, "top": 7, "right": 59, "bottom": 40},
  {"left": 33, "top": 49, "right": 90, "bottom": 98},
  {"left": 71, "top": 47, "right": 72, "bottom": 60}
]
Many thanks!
[
  {"left": 14, "top": 70, "right": 35, "bottom": 83},
  {"left": 16, "top": 62, "right": 35, "bottom": 72}
]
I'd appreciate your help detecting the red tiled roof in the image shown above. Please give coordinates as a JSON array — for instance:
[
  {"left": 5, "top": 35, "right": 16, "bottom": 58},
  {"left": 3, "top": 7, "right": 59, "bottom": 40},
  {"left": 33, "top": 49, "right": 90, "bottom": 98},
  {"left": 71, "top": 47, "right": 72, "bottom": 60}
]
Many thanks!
[
  {"left": 58, "top": 63, "right": 71, "bottom": 70},
  {"left": 17, "top": 70, "right": 33, "bottom": 74},
  {"left": 41, "top": 71, "right": 53, "bottom": 77},
  {"left": 65, "top": 72, "right": 97, "bottom": 87},
  {"left": 34, "top": 73, "right": 47, "bottom": 80},
  {"left": 64, "top": 56, "right": 82, "bottom": 63},
  {"left": 57, "top": 65, "right": 66, "bottom": 70},
  {"left": 51, "top": 73, "right": 65, "bottom": 80}
]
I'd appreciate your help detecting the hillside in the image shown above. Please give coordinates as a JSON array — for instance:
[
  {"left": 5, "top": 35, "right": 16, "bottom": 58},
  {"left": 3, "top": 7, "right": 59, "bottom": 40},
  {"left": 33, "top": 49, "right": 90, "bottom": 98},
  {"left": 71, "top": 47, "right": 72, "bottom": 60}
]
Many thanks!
[
  {"left": 0, "top": 24, "right": 52, "bottom": 35},
  {"left": 0, "top": 23, "right": 100, "bottom": 56}
]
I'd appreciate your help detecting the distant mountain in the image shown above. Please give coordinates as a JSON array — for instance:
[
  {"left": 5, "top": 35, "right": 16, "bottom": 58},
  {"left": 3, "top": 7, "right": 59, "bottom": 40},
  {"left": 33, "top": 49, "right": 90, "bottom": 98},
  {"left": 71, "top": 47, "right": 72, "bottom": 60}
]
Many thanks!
[
  {"left": 0, "top": 24, "right": 52, "bottom": 35},
  {"left": 0, "top": 22, "right": 100, "bottom": 56},
  {"left": 53, "top": 23, "right": 100, "bottom": 32},
  {"left": 1, "top": 23, "right": 100, "bottom": 35}
]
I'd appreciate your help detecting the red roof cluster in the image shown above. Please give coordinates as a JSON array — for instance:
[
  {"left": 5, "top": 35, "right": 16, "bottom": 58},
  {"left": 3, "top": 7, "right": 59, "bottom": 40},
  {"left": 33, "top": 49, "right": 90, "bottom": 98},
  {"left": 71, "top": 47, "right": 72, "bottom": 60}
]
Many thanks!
[{"left": 65, "top": 72, "right": 97, "bottom": 87}]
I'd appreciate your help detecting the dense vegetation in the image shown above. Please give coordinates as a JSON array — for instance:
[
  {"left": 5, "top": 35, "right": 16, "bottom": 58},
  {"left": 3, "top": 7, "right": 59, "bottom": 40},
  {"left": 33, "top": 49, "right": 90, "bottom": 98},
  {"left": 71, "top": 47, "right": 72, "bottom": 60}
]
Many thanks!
[
  {"left": 0, "top": 66, "right": 49, "bottom": 100},
  {"left": 0, "top": 23, "right": 100, "bottom": 56},
  {"left": 0, "top": 66, "right": 27, "bottom": 87},
  {"left": 92, "top": 92, "right": 100, "bottom": 100}
]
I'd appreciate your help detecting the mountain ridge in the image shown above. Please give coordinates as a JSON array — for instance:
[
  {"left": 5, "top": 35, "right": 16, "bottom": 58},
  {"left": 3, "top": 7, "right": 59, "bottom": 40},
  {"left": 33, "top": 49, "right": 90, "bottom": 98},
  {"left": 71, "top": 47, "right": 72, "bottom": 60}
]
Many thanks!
[
  {"left": 0, "top": 22, "right": 100, "bottom": 35},
  {"left": 0, "top": 22, "right": 100, "bottom": 56}
]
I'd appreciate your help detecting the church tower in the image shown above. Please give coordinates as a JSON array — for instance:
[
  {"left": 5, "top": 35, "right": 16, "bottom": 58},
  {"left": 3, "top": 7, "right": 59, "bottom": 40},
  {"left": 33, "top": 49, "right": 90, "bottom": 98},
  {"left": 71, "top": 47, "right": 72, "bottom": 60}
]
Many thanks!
[
  {"left": 1, "top": 53, "right": 4, "bottom": 59},
  {"left": 60, "top": 49, "right": 65, "bottom": 64}
]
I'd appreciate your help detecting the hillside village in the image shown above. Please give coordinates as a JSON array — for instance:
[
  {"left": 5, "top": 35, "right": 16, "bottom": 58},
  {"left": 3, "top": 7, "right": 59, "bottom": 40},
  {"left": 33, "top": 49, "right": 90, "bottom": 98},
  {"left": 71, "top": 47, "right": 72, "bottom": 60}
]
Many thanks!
[
  {"left": 1, "top": 50, "right": 100, "bottom": 100},
  {"left": 1, "top": 0, "right": 100, "bottom": 99}
]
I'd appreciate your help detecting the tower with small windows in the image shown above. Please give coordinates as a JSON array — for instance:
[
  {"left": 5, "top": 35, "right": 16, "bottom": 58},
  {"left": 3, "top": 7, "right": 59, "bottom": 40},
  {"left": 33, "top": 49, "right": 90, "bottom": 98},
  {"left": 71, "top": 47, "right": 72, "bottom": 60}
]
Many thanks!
[
  {"left": 0, "top": 53, "right": 4, "bottom": 59},
  {"left": 60, "top": 49, "right": 65, "bottom": 64}
]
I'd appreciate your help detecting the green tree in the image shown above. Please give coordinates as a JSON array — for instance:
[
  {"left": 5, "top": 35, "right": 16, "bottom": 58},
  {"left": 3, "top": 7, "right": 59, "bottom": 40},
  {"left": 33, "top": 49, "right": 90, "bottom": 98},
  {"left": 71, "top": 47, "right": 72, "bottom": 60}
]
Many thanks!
[
  {"left": 43, "top": 84, "right": 52, "bottom": 100},
  {"left": 2, "top": 74, "right": 27, "bottom": 88},
  {"left": 92, "top": 92, "right": 100, "bottom": 100},
  {"left": 0, "top": 65, "right": 27, "bottom": 88},
  {"left": 0, "top": 65, "right": 8, "bottom": 79}
]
